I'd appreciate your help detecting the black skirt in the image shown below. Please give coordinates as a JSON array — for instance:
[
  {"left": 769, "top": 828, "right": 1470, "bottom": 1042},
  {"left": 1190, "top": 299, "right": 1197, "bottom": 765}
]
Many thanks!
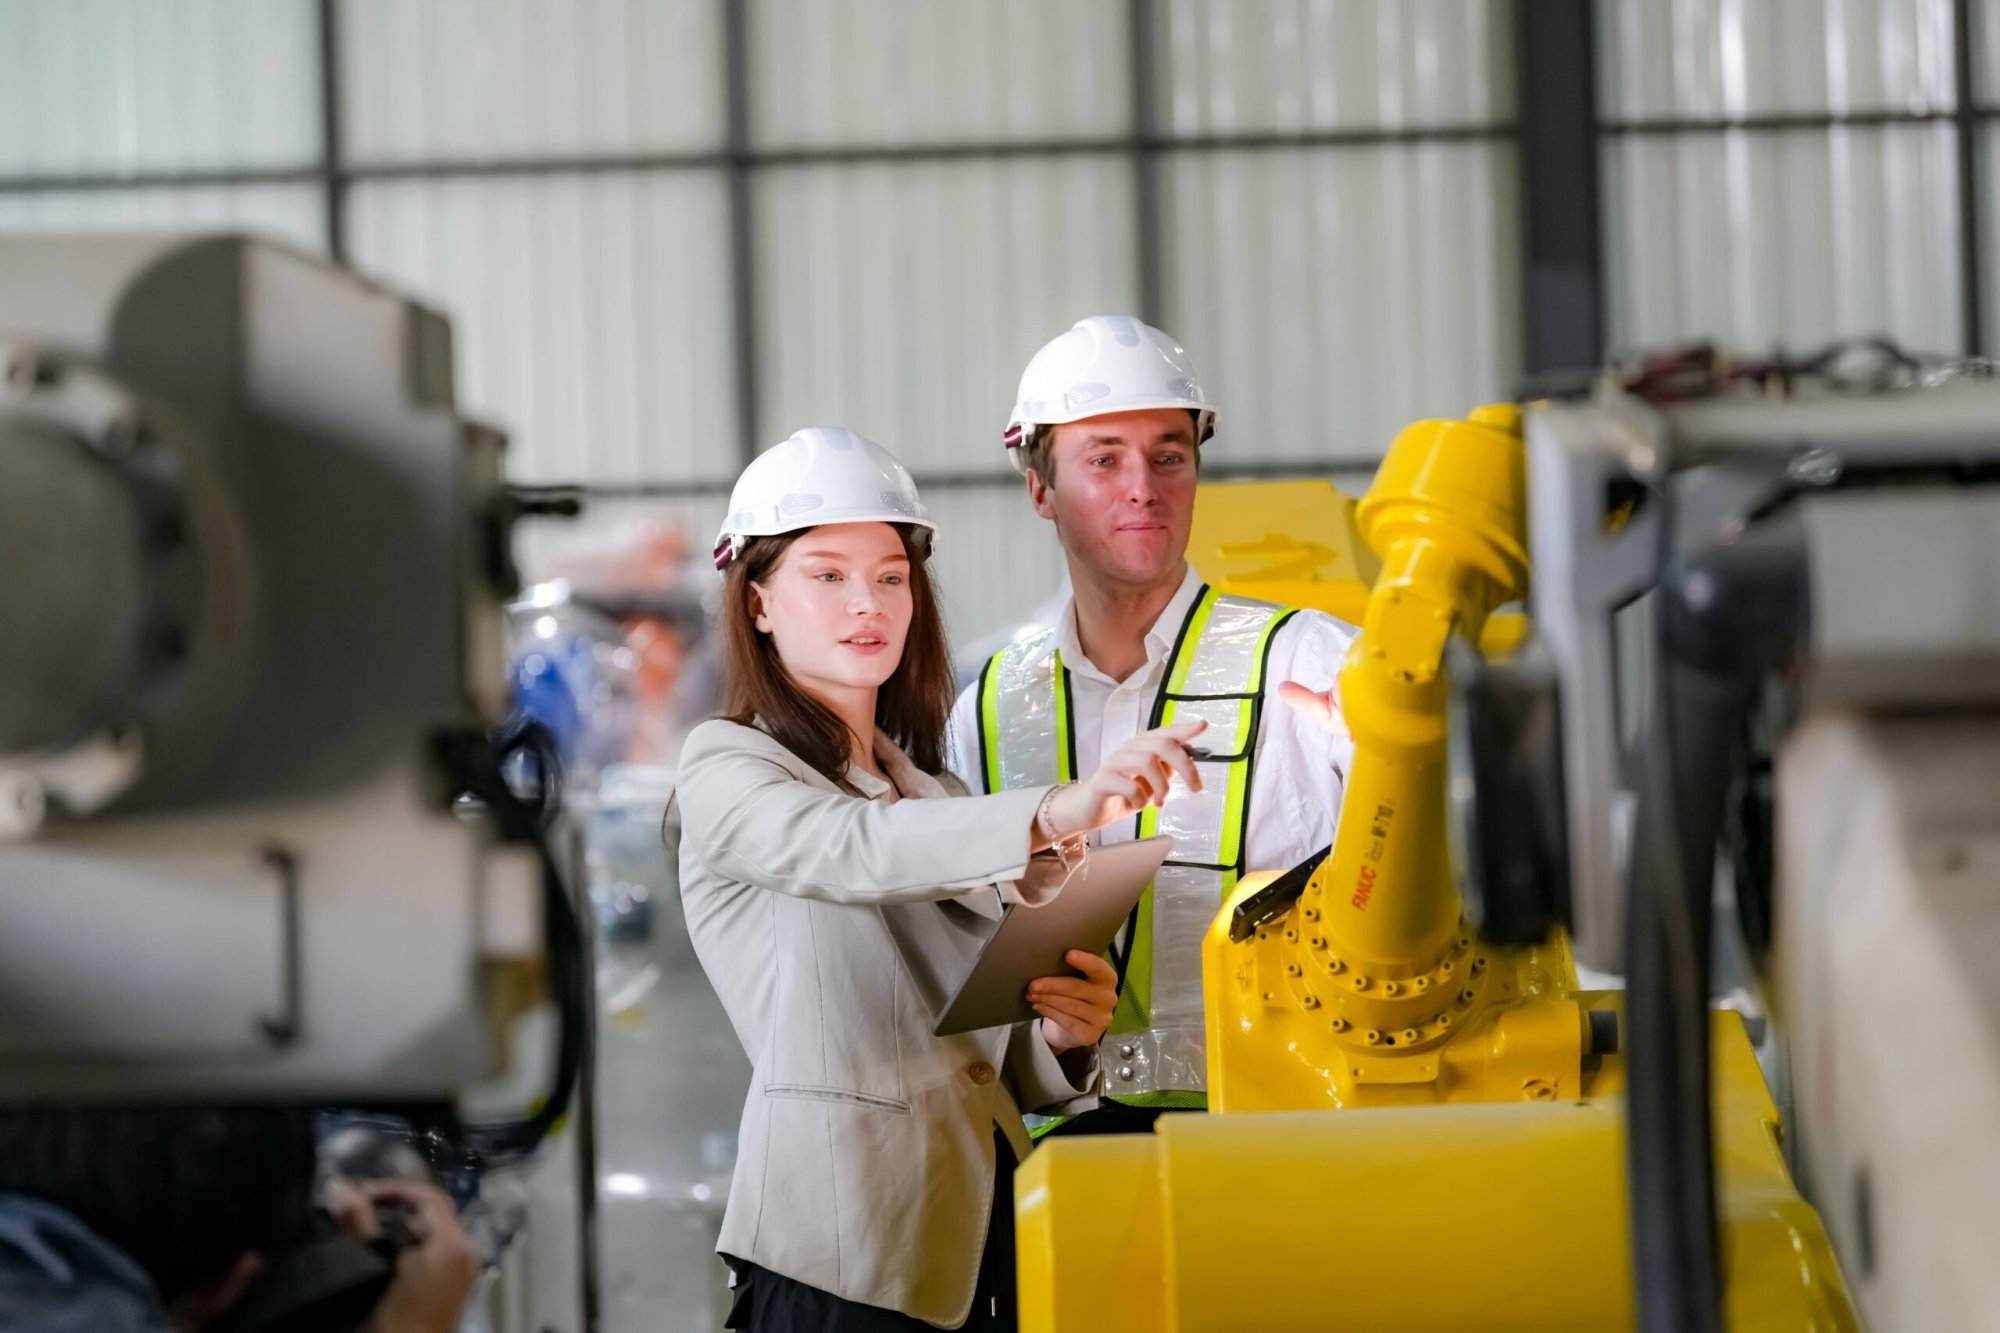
[{"left": 723, "top": 1129, "right": 1018, "bottom": 1332}]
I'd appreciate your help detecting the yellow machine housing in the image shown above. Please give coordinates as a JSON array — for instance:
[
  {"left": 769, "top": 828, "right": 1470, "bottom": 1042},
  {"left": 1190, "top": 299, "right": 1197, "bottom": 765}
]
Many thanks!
[{"left": 1018, "top": 407, "right": 1858, "bottom": 1330}]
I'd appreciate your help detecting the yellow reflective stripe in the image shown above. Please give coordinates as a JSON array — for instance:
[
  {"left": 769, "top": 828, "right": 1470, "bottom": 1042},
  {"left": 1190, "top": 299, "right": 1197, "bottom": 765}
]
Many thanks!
[
  {"left": 978, "top": 649, "right": 1005, "bottom": 795},
  {"left": 1163, "top": 586, "right": 1220, "bottom": 696},
  {"left": 1031, "top": 1088, "right": 1209, "bottom": 1135},
  {"left": 1052, "top": 650, "right": 1074, "bottom": 783},
  {"left": 1112, "top": 886, "right": 1154, "bottom": 1033}
]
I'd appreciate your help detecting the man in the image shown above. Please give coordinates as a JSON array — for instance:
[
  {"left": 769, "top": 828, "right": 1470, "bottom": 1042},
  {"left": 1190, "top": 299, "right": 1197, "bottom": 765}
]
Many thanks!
[
  {"left": 946, "top": 315, "right": 1357, "bottom": 1131},
  {"left": 0, "top": 1106, "right": 475, "bottom": 1332}
]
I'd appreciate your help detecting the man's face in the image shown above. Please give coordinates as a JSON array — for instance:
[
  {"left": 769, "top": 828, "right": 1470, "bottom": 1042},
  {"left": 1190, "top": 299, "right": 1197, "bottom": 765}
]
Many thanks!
[{"left": 1028, "top": 408, "right": 1198, "bottom": 590}]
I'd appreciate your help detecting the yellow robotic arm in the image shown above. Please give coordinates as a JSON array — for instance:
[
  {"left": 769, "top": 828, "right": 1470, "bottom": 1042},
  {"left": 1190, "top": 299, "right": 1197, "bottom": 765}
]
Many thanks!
[
  {"left": 1205, "top": 403, "right": 1596, "bottom": 1111},
  {"left": 1014, "top": 406, "right": 1858, "bottom": 1332}
]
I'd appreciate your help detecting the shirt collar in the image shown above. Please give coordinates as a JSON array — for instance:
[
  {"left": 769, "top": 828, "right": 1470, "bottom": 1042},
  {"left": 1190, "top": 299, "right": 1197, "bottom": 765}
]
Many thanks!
[
  {"left": 1055, "top": 563, "right": 1205, "bottom": 687},
  {"left": 843, "top": 730, "right": 950, "bottom": 801}
]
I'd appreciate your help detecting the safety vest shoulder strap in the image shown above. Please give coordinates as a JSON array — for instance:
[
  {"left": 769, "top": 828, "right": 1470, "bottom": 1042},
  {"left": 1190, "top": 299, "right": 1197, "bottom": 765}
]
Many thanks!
[{"left": 975, "top": 624, "right": 1076, "bottom": 794}]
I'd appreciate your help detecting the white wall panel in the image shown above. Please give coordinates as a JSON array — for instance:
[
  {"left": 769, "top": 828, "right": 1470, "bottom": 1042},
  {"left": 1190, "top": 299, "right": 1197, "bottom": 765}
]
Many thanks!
[
  {"left": 1156, "top": 0, "right": 1514, "bottom": 135},
  {"left": 1161, "top": 143, "right": 1520, "bottom": 466},
  {"left": 0, "top": 0, "right": 318, "bottom": 174},
  {"left": 923, "top": 483, "right": 1071, "bottom": 651},
  {"left": 339, "top": 0, "right": 725, "bottom": 163},
  {"left": 1603, "top": 125, "right": 1961, "bottom": 354},
  {"left": 749, "top": 0, "right": 1128, "bottom": 148},
  {"left": 348, "top": 172, "right": 736, "bottom": 485},
  {"left": 753, "top": 156, "right": 1140, "bottom": 471},
  {"left": 1980, "top": 0, "right": 2000, "bottom": 100},
  {"left": 1596, "top": 0, "right": 1955, "bottom": 119},
  {"left": 0, "top": 184, "right": 324, "bottom": 250},
  {"left": 1984, "top": 126, "right": 2000, "bottom": 351}
]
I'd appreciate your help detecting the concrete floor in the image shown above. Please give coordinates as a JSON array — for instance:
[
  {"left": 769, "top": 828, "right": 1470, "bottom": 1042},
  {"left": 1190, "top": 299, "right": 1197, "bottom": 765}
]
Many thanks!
[{"left": 588, "top": 787, "right": 752, "bottom": 1332}]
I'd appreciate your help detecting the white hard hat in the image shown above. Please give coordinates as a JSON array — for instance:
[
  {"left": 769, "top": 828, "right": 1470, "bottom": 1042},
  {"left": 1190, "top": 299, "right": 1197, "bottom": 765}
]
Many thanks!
[
  {"left": 1003, "top": 315, "right": 1217, "bottom": 474},
  {"left": 713, "top": 426, "right": 936, "bottom": 570}
]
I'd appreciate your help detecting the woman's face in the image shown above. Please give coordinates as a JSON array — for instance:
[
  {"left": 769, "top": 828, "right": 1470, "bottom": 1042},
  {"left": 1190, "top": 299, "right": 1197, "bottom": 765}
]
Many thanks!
[{"left": 752, "top": 522, "right": 913, "bottom": 703}]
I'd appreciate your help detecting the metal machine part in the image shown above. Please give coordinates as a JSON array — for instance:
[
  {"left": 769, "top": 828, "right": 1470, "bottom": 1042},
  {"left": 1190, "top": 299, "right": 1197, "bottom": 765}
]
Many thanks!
[
  {"left": 1444, "top": 633, "right": 1569, "bottom": 946},
  {"left": 1525, "top": 384, "right": 2000, "bottom": 1333},
  {"left": 1775, "top": 714, "right": 2000, "bottom": 1332},
  {"left": 1529, "top": 381, "right": 2000, "bottom": 972},
  {"left": 0, "top": 234, "right": 542, "bottom": 1102}
]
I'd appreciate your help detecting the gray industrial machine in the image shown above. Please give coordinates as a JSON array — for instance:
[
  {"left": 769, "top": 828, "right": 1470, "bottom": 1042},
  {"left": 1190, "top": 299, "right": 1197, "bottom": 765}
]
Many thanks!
[
  {"left": 1460, "top": 374, "right": 2000, "bottom": 1331},
  {"left": 0, "top": 232, "right": 549, "bottom": 1106}
]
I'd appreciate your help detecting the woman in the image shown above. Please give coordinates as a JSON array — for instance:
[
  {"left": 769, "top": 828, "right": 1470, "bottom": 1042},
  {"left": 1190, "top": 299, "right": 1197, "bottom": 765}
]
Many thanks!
[{"left": 670, "top": 427, "right": 1205, "bottom": 1332}]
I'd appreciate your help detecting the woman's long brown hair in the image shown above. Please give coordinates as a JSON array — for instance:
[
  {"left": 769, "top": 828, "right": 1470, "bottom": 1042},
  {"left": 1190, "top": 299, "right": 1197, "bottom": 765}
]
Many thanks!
[{"left": 719, "top": 523, "right": 954, "bottom": 786}]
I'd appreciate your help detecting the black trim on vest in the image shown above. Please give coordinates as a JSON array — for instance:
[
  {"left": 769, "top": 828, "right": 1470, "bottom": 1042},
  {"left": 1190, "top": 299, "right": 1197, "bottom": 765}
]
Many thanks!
[
  {"left": 1059, "top": 662, "right": 1077, "bottom": 781},
  {"left": 1144, "top": 583, "right": 1212, "bottom": 731},
  {"left": 1231, "top": 609, "right": 1300, "bottom": 875},
  {"left": 975, "top": 653, "right": 999, "bottom": 795}
]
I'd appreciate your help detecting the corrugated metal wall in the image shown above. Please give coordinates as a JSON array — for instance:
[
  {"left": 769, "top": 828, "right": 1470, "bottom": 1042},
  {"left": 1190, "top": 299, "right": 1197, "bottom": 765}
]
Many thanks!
[
  {"left": 1596, "top": 0, "right": 1954, "bottom": 117},
  {"left": 1597, "top": 0, "right": 1969, "bottom": 354},
  {"left": 0, "top": 0, "right": 318, "bottom": 173},
  {"left": 1602, "top": 124, "right": 1962, "bottom": 351},
  {"left": 339, "top": 0, "right": 726, "bottom": 160},
  {"left": 3, "top": 0, "right": 1995, "bottom": 640},
  {"left": 753, "top": 157, "right": 1141, "bottom": 468},
  {"left": 1154, "top": 0, "right": 1514, "bottom": 132},
  {"left": 1985, "top": 0, "right": 2000, "bottom": 351},
  {"left": 749, "top": 0, "right": 1129, "bottom": 146},
  {"left": 1163, "top": 141, "right": 1520, "bottom": 461},
  {"left": 0, "top": 184, "right": 325, "bottom": 248},
  {"left": 348, "top": 173, "right": 738, "bottom": 484}
]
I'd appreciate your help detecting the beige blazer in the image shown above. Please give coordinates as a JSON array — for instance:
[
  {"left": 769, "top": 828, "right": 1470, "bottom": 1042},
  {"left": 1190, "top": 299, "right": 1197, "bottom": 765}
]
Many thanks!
[{"left": 668, "top": 718, "right": 1101, "bottom": 1328}]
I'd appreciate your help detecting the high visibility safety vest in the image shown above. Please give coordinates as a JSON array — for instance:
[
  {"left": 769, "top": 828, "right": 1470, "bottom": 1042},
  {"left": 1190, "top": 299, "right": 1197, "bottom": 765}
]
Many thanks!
[{"left": 975, "top": 584, "right": 1298, "bottom": 1107}]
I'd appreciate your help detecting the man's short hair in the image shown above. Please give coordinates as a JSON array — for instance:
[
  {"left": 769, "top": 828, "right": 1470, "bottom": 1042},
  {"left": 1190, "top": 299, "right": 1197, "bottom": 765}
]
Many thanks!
[
  {"left": 1021, "top": 411, "right": 1204, "bottom": 487},
  {"left": 0, "top": 1107, "right": 319, "bottom": 1305}
]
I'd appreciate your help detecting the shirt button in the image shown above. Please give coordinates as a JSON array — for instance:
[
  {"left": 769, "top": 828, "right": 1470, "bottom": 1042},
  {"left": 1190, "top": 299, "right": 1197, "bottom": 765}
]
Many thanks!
[{"left": 967, "top": 1061, "right": 996, "bottom": 1086}]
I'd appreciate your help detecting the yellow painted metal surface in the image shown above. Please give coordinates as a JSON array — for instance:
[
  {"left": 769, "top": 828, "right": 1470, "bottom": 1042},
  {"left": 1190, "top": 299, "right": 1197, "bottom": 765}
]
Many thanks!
[
  {"left": 1018, "top": 1006, "right": 1859, "bottom": 1332},
  {"left": 1205, "top": 869, "right": 1591, "bottom": 1109},
  {"left": 1187, "top": 477, "right": 1379, "bottom": 627},
  {"left": 1191, "top": 472, "right": 1528, "bottom": 653}
]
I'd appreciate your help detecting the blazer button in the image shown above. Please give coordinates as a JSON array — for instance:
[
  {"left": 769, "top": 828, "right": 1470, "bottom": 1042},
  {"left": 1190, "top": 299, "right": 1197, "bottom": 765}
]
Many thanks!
[{"left": 968, "top": 1061, "right": 996, "bottom": 1085}]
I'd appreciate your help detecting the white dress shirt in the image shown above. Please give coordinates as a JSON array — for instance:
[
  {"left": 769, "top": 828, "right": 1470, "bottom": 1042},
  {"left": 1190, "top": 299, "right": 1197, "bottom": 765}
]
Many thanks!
[{"left": 946, "top": 563, "right": 1357, "bottom": 877}]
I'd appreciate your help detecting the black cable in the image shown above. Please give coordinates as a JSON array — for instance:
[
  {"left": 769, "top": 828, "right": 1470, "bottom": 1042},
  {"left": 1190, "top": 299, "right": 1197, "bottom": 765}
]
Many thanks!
[
  {"left": 435, "top": 723, "right": 589, "bottom": 1167},
  {"left": 1624, "top": 468, "right": 1725, "bottom": 1333}
]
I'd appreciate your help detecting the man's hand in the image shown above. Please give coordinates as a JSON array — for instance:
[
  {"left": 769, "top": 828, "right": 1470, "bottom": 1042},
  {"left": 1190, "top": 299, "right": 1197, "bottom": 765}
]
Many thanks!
[
  {"left": 1277, "top": 680, "right": 1346, "bottom": 735},
  {"left": 331, "top": 1178, "right": 478, "bottom": 1333},
  {"left": 1030, "top": 949, "right": 1120, "bottom": 1054}
]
